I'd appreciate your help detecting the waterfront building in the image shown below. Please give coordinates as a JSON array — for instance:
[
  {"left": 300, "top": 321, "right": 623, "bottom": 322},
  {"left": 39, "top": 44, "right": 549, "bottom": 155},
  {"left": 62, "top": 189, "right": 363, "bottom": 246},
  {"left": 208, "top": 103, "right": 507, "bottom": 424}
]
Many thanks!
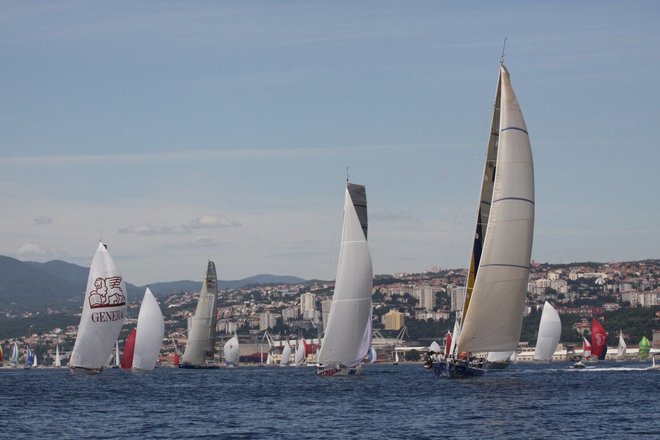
[{"left": 384, "top": 310, "right": 404, "bottom": 330}]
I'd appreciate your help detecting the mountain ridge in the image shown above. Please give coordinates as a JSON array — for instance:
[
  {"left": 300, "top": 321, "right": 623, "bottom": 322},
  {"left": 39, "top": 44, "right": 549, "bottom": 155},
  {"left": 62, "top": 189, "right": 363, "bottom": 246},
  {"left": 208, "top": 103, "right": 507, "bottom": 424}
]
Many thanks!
[{"left": 0, "top": 256, "right": 307, "bottom": 310}]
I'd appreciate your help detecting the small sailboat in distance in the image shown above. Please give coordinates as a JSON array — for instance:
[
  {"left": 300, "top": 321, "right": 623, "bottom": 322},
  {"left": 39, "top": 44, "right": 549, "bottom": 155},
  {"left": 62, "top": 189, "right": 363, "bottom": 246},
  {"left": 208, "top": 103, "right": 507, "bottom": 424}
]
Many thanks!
[
  {"left": 132, "top": 287, "right": 165, "bottom": 372},
  {"left": 317, "top": 181, "right": 373, "bottom": 377},
  {"left": 121, "top": 328, "right": 137, "bottom": 370},
  {"left": 70, "top": 242, "right": 127, "bottom": 374},
  {"left": 434, "top": 55, "right": 534, "bottom": 379},
  {"left": 616, "top": 330, "right": 627, "bottom": 360},
  {"left": 639, "top": 336, "right": 651, "bottom": 359},
  {"left": 10, "top": 343, "right": 19, "bottom": 368},
  {"left": 223, "top": 333, "right": 240, "bottom": 367},
  {"left": 25, "top": 347, "right": 34, "bottom": 369},
  {"left": 533, "top": 301, "right": 562, "bottom": 361},
  {"left": 280, "top": 341, "right": 292, "bottom": 367},
  {"left": 181, "top": 261, "right": 219, "bottom": 369},
  {"left": 294, "top": 338, "right": 307, "bottom": 366},
  {"left": 591, "top": 319, "right": 608, "bottom": 361},
  {"left": 55, "top": 345, "right": 62, "bottom": 367}
]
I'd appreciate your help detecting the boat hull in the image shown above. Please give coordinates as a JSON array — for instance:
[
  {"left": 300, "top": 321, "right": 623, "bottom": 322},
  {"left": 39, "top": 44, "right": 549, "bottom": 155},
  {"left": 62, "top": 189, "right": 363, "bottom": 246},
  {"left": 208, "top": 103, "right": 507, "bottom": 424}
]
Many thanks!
[
  {"left": 432, "top": 359, "right": 485, "bottom": 378},
  {"left": 178, "top": 364, "right": 220, "bottom": 370},
  {"left": 486, "top": 361, "right": 509, "bottom": 370},
  {"left": 316, "top": 364, "right": 361, "bottom": 377},
  {"left": 70, "top": 366, "right": 103, "bottom": 375}
]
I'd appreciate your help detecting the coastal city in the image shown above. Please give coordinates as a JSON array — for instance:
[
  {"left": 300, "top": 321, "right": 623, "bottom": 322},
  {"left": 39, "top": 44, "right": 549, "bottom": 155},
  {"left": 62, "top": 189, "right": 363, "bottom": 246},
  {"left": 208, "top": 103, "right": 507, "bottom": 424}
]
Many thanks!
[{"left": 4, "top": 259, "right": 659, "bottom": 367}]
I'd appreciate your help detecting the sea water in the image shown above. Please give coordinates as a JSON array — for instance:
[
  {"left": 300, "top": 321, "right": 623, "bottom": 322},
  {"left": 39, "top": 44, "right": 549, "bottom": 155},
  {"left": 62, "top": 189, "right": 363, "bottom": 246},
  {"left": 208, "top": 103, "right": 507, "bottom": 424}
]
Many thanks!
[{"left": 1, "top": 362, "right": 658, "bottom": 439}]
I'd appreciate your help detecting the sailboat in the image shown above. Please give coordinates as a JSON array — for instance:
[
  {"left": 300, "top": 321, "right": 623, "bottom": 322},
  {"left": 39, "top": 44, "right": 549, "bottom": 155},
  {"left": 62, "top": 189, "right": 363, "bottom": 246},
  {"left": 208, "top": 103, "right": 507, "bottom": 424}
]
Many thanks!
[
  {"left": 33, "top": 351, "right": 38, "bottom": 368},
  {"left": 24, "top": 347, "right": 34, "bottom": 369},
  {"left": 591, "top": 318, "right": 608, "bottom": 361},
  {"left": 69, "top": 242, "right": 128, "bottom": 374},
  {"left": 223, "top": 333, "right": 240, "bottom": 367},
  {"left": 181, "top": 261, "right": 219, "bottom": 369},
  {"left": 265, "top": 351, "right": 273, "bottom": 366},
  {"left": 112, "top": 341, "right": 120, "bottom": 368},
  {"left": 0, "top": 344, "right": 3, "bottom": 366},
  {"left": 10, "top": 343, "right": 19, "bottom": 368},
  {"left": 533, "top": 301, "right": 562, "bottom": 361},
  {"left": 317, "top": 182, "right": 373, "bottom": 377},
  {"left": 280, "top": 341, "right": 292, "bottom": 367},
  {"left": 434, "top": 59, "right": 535, "bottom": 378},
  {"left": 121, "top": 328, "right": 137, "bottom": 369},
  {"left": 428, "top": 341, "right": 442, "bottom": 355},
  {"left": 616, "top": 331, "right": 627, "bottom": 360},
  {"left": 132, "top": 287, "right": 165, "bottom": 372},
  {"left": 55, "top": 345, "right": 62, "bottom": 367},
  {"left": 638, "top": 336, "right": 651, "bottom": 359},
  {"left": 294, "top": 338, "right": 307, "bottom": 366},
  {"left": 368, "top": 347, "right": 377, "bottom": 364},
  {"left": 393, "top": 350, "right": 400, "bottom": 365}
]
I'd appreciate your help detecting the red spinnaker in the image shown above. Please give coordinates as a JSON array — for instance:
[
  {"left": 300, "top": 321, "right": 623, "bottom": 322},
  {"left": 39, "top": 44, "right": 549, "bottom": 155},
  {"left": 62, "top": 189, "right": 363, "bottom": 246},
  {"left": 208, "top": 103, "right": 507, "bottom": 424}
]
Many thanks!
[
  {"left": 590, "top": 319, "right": 608, "bottom": 360},
  {"left": 121, "top": 328, "right": 137, "bottom": 369},
  {"left": 444, "top": 330, "right": 452, "bottom": 358}
]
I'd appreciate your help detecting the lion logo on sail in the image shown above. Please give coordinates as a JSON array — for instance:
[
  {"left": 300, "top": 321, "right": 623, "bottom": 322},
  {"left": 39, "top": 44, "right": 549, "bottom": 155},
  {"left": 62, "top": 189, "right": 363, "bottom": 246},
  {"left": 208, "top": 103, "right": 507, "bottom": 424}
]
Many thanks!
[{"left": 88, "top": 276, "right": 126, "bottom": 308}]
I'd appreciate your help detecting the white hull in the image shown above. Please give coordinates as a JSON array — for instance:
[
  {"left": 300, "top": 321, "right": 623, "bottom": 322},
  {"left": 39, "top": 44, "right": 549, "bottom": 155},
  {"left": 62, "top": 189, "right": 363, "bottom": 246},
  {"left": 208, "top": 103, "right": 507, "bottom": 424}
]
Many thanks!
[{"left": 316, "top": 364, "right": 362, "bottom": 377}]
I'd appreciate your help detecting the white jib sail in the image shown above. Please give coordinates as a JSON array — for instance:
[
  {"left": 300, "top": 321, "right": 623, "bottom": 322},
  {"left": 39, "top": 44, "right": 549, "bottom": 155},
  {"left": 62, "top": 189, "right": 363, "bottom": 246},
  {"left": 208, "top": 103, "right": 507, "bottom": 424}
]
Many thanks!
[
  {"left": 281, "top": 342, "right": 292, "bottom": 366},
  {"left": 487, "top": 351, "right": 514, "bottom": 363},
  {"left": 55, "top": 345, "right": 61, "bottom": 367},
  {"left": 132, "top": 287, "right": 165, "bottom": 371},
  {"left": 457, "top": 64, "right": 535, "bottom": 354},
  {"left": 295, "top": 339, "right": 306, "bottom": 365},
  {"left": 223, "top": 335, "right": 240, "bottom": 366},
  {"left": 70, "top": 242, "right": 128, "bottom": 370},
  {"left": 429, "top": 341, "right": 442, "bottom": 353},
  {"left": 317, "top": 184, "right": 373, "bottom": 368},
  {"left": 534, "top": 301, "right": 562, "bottom": 361},
  {"left": 617, "top": 331, "right": 627, "bottom": 358}
]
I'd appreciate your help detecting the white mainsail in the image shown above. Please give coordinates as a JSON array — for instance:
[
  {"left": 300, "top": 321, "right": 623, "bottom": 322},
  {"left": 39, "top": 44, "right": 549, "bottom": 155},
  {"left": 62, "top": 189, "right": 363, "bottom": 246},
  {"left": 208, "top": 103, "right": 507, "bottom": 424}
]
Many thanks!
[
  {"left": 266, "top": 352, "right": 273, "bottom": 366},
  {"left": 534, "top": 301, "right": 561, "bottom": 361},
  {"left": 114, "top": 341, "right": 120, "bottom": 367},
  {"left": 317, "top": 183, "right": 373, "bottom": 368},
  {"left": 223, "top": 334, "right": 240, "bottom": 366},
  {"left": 617, "top": 331, "right": 627, "bottom": 359},
  {"left": 70, "top": 242, "right": 127, "bottom": 371},
  {"left": 449, "top": 319, "right": 460, "bottom": 357},
  {"left": 294, "top": 338, "right": 306, "bottom": 366},
  {"left": 33, "top": 352, "right": 38, "bottom": 367},
  {"left": 456, "top": 64, "right": 534, "bottom": 354},
  {"left": 55, "top": 345, "right": 62, "bottom": 367},
  {"left": 132, "top": 288, "right": 165, "bottom": 372},
  {"left": 281, "top": 342, "right": 292, "bottom": 366},
  {"left": 10, "top": 343, "right": 19, "bottom": 367},
  {"left": 182, "top": 261, "right": 219, "bottom": 366}
]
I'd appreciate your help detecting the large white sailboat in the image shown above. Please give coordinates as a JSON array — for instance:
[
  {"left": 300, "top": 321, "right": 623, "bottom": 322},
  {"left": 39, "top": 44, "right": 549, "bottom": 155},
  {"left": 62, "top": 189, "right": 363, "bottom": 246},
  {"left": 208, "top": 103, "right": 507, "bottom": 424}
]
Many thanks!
[
  {"left": 533, "top": 301, "right": 562, "bottom": 361},
  {"left": 434, "top": 60, "right": 535, "bottom": 378},
  {"left": 70, "top": 242, "right": 128, "bottom": 374},
  {"left": 181, "top": 261, "right": 219, "bottom": 369},
  {"left": 317, "top": 182, "right": 373, "bottom": 377},
  {"left": 132, "top": 287, "right": 165, "bottom": 372}
]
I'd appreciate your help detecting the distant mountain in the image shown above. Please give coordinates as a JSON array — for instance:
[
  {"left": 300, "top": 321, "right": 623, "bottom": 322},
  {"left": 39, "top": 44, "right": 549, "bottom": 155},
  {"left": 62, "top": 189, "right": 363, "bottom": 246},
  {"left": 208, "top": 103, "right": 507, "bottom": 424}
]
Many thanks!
[{"left": 0, "top": 256, "right": 307, "bottom": 310}]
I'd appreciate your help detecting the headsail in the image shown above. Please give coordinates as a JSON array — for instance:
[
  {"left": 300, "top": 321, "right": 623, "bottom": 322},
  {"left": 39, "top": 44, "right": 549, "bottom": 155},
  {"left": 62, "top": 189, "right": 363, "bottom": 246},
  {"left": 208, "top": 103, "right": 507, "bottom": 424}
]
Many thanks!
[
  {"left": 590, "top": 319, "right": 607, "bottom": 360},
  {"left": 639, "top": 336, "right": 651, "bottom": 359},
  {"left": 182, "top": 261, "right": 219, "bottom": 366},
  {"left": 317, "top": 183, "right": 373, "bottom": 368},
  {"left": 223, "top": 334, "right": 240, "bottom": 366},
  {"left": 533, "top": 302, "right": 562, "bottom": 361},
  {"left": 121, "top": 328, "right": 137, "bottom": 369},
  {"left": 456, "top": 64, "right": 534, "bottom": 354},
  {"left": 617, "top": 331, "right": 627, "bottom": 359},
  {"left": 132, "top": 287, "right": 165, "bottom": 371},
  {"left": 281, "top": 342, "right": 292, "bottom": 366},
  {"left": 70, "top": 243, "right": 127, "bottom": 371}
]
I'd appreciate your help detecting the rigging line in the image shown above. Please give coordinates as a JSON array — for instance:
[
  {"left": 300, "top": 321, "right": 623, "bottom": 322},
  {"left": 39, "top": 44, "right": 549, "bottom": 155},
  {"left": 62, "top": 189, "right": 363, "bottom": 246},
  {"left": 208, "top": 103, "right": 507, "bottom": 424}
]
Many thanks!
[{"left": 500, "top": 37, "right": 508, "bottom": 64}]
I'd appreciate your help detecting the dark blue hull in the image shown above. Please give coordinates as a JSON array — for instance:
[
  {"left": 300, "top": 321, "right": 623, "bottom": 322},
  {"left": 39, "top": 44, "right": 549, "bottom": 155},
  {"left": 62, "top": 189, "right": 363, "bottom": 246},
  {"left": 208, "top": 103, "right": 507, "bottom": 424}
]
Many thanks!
[{"left": 432, "top": 359, "right": 486, "bottom": 378}]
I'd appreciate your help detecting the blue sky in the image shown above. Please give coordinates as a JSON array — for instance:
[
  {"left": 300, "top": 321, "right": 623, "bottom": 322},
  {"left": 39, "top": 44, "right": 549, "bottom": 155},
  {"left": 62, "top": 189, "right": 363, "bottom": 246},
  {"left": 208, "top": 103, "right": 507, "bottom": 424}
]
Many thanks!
[{"left": 1, "top": 1, "right": 659, "bottom": 285}]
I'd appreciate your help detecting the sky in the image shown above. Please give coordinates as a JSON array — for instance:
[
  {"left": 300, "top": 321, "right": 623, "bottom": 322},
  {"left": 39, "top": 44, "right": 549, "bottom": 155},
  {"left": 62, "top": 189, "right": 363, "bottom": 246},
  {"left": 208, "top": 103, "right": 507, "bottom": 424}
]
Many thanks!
[{"left": 1, "top": 1, "right": 659, "bottom": 285}]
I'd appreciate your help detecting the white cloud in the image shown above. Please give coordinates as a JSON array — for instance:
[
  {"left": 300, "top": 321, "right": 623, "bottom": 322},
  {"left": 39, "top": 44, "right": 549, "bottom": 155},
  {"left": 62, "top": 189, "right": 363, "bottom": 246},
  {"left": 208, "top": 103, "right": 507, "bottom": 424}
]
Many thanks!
[
  {"left": 16, "top": 243, "right": 51, "bottom": 258},
  {"left": 118, "top": 215, "right": 242, "bottom": 236},
  {"left": 33, "top": 215, "right": 53, "bottom": 225}
]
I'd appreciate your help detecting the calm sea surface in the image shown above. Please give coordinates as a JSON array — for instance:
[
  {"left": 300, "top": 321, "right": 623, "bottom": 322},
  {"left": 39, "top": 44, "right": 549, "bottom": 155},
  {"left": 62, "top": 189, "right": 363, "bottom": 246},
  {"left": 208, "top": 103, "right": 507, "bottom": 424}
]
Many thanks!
[{"left": 2, "top": 362, "right": 659, "bottom": 439}]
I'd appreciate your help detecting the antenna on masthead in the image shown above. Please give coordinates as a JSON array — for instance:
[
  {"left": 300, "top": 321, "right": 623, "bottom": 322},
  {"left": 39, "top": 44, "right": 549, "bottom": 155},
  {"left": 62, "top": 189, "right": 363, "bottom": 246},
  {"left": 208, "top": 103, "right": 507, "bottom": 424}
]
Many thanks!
[
  {"left": 500, "top": 37, "right": 508, "bottom": 65},
  {"left": 346, "top": 166, "right": 350, "bottom": 184}
]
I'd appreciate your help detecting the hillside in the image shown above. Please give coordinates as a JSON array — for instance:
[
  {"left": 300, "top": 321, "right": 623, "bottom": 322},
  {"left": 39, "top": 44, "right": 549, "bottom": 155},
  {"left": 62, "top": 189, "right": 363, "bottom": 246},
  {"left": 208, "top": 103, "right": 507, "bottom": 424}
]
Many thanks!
[{"left": 0, "top": 256, "right": 307, "bottom": 310}]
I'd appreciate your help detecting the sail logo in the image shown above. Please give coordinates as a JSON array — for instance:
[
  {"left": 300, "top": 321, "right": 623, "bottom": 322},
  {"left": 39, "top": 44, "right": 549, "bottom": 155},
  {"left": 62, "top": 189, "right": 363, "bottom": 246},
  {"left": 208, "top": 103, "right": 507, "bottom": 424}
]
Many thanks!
[
  {"left": 88, "top": 276, "right": 126, "bottom": 309},
  {"left": 594, "top": 333, "right": 605, "bottom": 347}
]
